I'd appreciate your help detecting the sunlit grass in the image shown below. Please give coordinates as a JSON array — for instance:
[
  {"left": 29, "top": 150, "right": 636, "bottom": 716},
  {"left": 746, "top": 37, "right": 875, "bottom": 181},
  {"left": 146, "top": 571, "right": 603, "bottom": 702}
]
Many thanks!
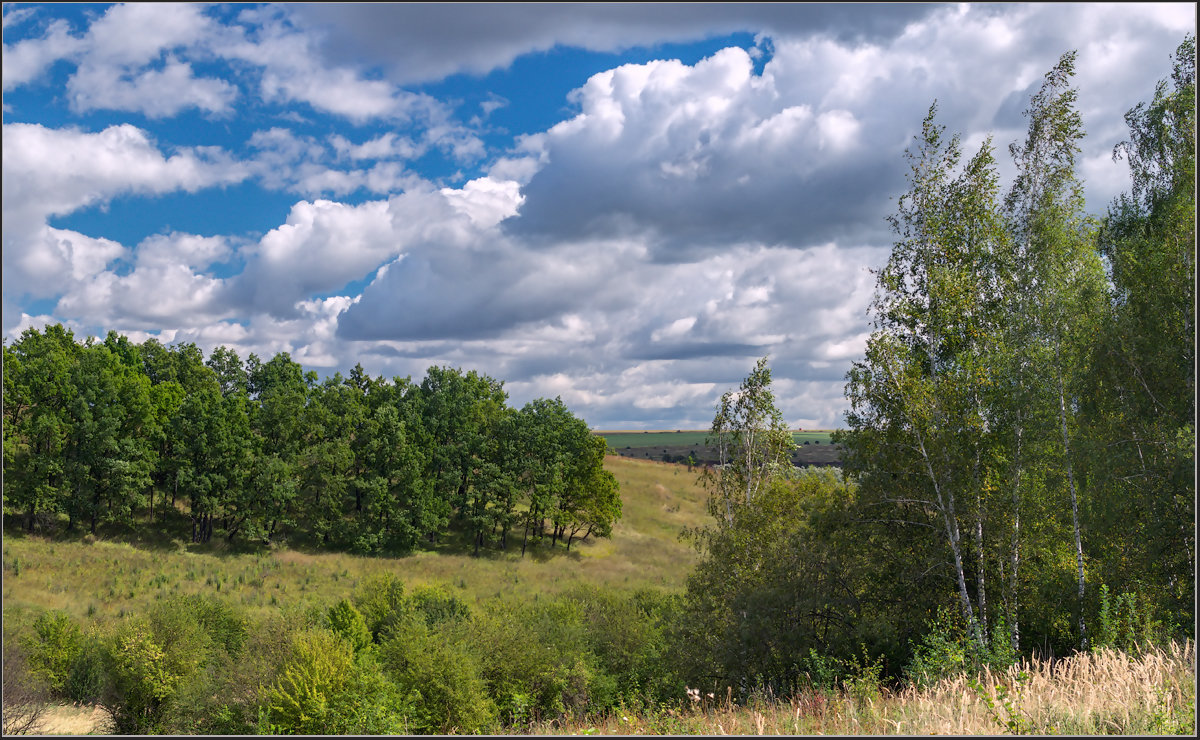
[
  {"left": 531, "top": 642, "right": 1196, "bottom": 736},
  {"left": 1, "top": 457, "right": 710, "bottom": 625}
]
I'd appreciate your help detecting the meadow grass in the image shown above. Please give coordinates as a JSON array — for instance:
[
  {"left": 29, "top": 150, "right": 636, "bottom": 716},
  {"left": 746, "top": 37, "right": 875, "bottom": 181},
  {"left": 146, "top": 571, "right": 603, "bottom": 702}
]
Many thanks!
[
  {"left": 1, "top": 456, "right": 709, "bottom": 629},
  {"left": 530, "top": 641, "right": 1196, "bottom": 736}
]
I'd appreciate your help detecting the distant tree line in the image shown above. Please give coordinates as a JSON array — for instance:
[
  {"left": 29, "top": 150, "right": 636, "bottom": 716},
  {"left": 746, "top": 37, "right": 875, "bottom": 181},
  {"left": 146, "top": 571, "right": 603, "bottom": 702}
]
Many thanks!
[{"left": 3, "top": 331, "right": 620, "bottom": 556}]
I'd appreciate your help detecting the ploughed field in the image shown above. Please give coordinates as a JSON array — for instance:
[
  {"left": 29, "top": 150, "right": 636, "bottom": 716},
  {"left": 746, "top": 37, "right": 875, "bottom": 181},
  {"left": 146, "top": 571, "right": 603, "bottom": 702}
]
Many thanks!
[{"left": 596, "top": 430, "right": 843, "bottom": 467}]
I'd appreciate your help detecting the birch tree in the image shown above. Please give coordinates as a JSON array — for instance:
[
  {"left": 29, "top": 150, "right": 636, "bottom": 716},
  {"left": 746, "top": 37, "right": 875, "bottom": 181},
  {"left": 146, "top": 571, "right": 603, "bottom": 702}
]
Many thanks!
[
  {"left": 1003, "top": 51, "right": 1107, "bottom": 650},
  {"left": 703, "top": 356, "right": 794, "bottom": 525},
  {"left": 841, "top": 105, "right": 1010, "bottom": 656}
]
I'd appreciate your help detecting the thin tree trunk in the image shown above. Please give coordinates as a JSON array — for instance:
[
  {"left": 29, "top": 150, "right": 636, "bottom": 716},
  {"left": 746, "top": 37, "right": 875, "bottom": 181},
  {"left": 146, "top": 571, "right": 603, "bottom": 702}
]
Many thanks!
[
  {"left": 1057, "top": 366, "right": 1087, "bottom": 649},
  {"left": 888, "top": 353, "right": 985, "bottom": 652},
  {"left": 972, "top": 430, "right": 988, "bottom": 645},
  {"left": 1009, "top": 421, "right": 1023, "bottom": 653}
]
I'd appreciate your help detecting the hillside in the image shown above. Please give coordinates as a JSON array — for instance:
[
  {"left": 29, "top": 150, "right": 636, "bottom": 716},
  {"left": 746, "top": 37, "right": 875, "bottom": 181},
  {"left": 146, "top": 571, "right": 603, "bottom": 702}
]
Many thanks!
[{"left": 1, "top": 457, "right": 711, "bottom": 626}]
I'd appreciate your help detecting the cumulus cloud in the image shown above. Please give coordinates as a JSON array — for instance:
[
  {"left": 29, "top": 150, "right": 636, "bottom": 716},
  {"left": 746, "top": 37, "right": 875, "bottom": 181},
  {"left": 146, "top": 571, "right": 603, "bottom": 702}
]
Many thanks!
[
  {"left": 2, "top": 17, "right": 85, "bottom": 89},
  {"left": 506, "top": 44, "right": 889, "bottom": 255},
  {"left": 4, "top": 3, "right": 240, "bottom": 116},
  {"left": 1, "top": 122, "right": 248, "bottom": 306},
  {"left": 289, "top": 3, "right": 938, "bottom": 85},
  {"left": 3, "top": 2, "right": 1190, "bottom": 429}
]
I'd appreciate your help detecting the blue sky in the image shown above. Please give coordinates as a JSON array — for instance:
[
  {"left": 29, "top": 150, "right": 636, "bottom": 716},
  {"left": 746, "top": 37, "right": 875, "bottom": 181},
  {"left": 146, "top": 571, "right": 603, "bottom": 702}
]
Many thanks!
[{"left": 3, "top": 3, "right": 1194, "bottom": 428}]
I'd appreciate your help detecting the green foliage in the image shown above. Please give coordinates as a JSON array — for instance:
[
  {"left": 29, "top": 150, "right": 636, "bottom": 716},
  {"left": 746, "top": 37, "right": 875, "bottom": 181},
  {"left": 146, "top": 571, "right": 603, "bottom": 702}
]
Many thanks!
[
  {"left": 262, "top": 628, "right": 409, "bottom": 734},
  {"left": 100, "top": 623, "right": 183, "bottom": 733},
  {"left": 378, "top": 619, "right": 496, "bottom": 734},
  {"left": 1093, "top": 583, "right": 1168, "bottom": 653},
  {"left": 468, "top": 596, "right": 608, "bottom": 724},
  {"left": 352, "top": 573, "right": 408, "bottom": 642},
  {"left": 327, "top": 598, "right": 372, "bottom": 653},
  {"left": 701, "top": 356, "right": 795, "bottom": 522},
  {"left": 64, "top": 637, "right": 106, "bottom": 705},
  {"left": 906, "top": 607, "right": 1018, "bottom": 689},
  {"left": 23, "top": 610, "right": 83, "bottom": 695},
  {"left": 4, "top": 330, "right": 621, "bottom": 558},
  {"left": 1083, "top": 35, "right": 1195, "bottom": 638},
  {"left": 407, "top": 585, "right": 472, "bottom": 628}
]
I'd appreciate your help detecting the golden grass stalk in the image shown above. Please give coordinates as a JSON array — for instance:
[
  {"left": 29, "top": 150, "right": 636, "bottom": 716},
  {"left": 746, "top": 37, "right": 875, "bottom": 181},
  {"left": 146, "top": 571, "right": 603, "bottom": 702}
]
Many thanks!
[{"left": 531, "top": 641, "right": 1196, "bottom": 736}]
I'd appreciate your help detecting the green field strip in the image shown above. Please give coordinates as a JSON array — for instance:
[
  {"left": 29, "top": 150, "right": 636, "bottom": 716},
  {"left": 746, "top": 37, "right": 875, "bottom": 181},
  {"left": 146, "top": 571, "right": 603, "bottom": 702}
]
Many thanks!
[{"left": 595, "top": 430, "right": 836, "bottom": 448}]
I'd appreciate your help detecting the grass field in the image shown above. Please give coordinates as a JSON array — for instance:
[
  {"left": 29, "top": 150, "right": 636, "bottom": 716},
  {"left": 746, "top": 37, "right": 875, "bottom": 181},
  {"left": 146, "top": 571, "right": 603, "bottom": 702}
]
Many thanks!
[
  {"left": 595, "top": 430, "right": 834, "bottom": 449},
  {"left": 1, "top": 456, "right": 710, "bottom": 629},
  {"left": 5, "top": 456, "right": 1195, "bottom": 737}
]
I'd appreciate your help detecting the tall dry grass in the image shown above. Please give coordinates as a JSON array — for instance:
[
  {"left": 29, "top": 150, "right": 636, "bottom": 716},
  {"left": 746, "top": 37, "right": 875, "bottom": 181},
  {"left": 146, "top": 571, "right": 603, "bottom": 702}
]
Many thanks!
[{"left": 532, "top": 641, "right": 1196, "bottom": 736}]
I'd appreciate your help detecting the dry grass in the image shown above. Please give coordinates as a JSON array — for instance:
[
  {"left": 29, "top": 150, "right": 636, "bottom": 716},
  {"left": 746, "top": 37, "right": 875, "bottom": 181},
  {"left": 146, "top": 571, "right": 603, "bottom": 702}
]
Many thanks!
[
  {"left": 2, "top": 457, "right": 709, "bottom": 626},
  {"left": 32, "top": 704, "right": 111, "bottom": 735},
  {"left": 531, "top": 642, "right": 1196, "bottom": 736}
]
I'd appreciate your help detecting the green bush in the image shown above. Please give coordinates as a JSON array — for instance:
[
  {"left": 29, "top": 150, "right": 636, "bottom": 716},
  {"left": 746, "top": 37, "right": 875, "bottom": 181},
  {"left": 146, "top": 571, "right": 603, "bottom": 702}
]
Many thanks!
[
  {"left": 378, "top": 619, "right": 495, "bottom": 734},
  {"left": 469, "top": 596, "right": 607, "bottom": 724},
  {"left": 24, "top": 610, "right": 83, "bottom": 695},
  {"left": 564, "top": 585, "right": 680, "bottom": 709},
  {"left": 167, "top": 610, "right": 305, "bottom": 734},
  {"left": 905, "top": 607, "right": 970, "bottom": 689},
  {"left": 353, "top": 573, "right": 408, "bottom": 642},
  {"left": 64, "top": 636, "right": 106, "bottom": 705},
  {"left": 328, "top": 599, "right": 372, "bottom": 653},
  {"left": 905, "top": 607, "right": 1017, "bottom": 689},
  {"left": 261, "top": 628, "right": 408, "bottom": 734},
  {"left": 1094, "top": 584, "right": 1168, "bottom": 653},
  {"left": 408, "top": 585, "right": 472, "bottom": 628},
  {"left": 99, "top": 623, "right": 185, "bottom": 734},
  {"left": 97, "top": 595, "right": 250, "bottom": 733}
]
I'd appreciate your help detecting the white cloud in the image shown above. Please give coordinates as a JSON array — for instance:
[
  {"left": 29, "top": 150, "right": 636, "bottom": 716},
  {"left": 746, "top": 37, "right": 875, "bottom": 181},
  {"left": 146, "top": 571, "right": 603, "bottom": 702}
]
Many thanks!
[
  {"left": 3, "top": 2, "right": 1190, "bottom": 430},
  {"left": 2, "top": 18, "right": 84, "bottom": 90},
  {"left": 67, "top": 54, "right": 238, "bottom": 118},
  {"left": 1, "top": 122, "right": 248, "bottom": 303},
  {"left": 441, "top": 177, "right": 524, "bottom": 228}
]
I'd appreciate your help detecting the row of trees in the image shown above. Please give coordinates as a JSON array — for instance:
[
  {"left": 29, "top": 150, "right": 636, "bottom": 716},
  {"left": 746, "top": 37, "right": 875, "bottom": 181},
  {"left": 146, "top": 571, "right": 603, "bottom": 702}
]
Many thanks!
[
  {"left": 840, "top": 39, "right": 1193, "bottom": 656},
  {"left": 3, "top": 331, "right": 620, "bottom": 555},
  {"left": 675, "top": 37, "right": 1194, "bottom": 691}
]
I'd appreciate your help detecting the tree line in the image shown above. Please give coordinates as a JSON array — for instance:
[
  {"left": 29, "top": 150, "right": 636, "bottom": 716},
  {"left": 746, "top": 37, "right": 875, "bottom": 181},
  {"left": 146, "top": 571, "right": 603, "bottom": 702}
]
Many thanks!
[{"left": 3, "top": 332, "right": 620, "bottom": 556}]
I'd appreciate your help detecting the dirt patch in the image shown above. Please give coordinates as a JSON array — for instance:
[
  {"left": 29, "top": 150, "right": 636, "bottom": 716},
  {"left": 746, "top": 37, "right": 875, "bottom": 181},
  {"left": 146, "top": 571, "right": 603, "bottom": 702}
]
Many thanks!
[{"left": 37, "top": 703, "right": 108, "bottom": 735}]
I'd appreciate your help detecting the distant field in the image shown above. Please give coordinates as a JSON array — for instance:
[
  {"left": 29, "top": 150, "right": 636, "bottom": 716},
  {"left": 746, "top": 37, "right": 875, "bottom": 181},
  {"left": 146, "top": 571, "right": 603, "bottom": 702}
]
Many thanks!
[{"left": 595, "top": 430, "right": 834, "bottom": 448}]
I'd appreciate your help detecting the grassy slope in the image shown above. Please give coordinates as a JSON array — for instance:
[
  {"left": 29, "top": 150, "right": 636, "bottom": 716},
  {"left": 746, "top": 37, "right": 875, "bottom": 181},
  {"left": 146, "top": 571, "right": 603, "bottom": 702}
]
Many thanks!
[{"left": 1, "top": 457, "right": 710, "bottom": 627}]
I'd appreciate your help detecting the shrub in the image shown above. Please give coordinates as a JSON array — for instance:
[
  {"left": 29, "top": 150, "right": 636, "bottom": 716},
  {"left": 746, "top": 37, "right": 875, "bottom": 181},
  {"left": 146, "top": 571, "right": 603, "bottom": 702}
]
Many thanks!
[
  {"left": 353, "top": 573, "right": 408, "bottom": 642},
  {"left": 328, "top": 599, "right": 372, "bottom": 653},
  {"left": 408, "top": 585, "right": 472, "bottom": 628},
  {"left": 260, "top": 628, "right": 408, "bottom": 734},
  {"left": 99, "top": 623, "right": 184, "bottom": 734},
  {"left": 1094, "top": 583, "right": 1168, "bottom": 653},
  {"left": 24, "top": 610, "right": 83, "bottom": 695},
  {"left": 64, "top": 637, "right": 106, "bottom": 705},
  {"left": 468, "top": 596, "right": 608, "bottom": 724},
  {"left": 378, "top": 619, "right": 495, "bottom": 734}
]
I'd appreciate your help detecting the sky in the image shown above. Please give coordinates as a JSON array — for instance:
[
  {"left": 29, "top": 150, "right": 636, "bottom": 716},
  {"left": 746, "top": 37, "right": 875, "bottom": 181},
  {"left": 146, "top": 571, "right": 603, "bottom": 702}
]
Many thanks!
[{"left": 2, "top": 3, "right": 1194, "bottom": 429}]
